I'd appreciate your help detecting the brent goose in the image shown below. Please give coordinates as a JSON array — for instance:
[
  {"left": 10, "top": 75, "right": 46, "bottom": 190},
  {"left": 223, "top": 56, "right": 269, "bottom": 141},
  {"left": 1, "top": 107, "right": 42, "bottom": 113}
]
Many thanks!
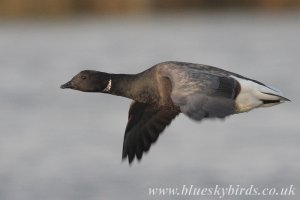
[{"left": 61, "top": 61, "right": 289, "bottom": 164}]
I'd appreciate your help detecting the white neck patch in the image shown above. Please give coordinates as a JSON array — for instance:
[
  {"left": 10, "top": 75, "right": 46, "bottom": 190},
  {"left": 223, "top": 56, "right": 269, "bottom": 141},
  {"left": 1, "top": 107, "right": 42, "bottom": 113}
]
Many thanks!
[{"left": 103, "top": 79, "right": 112, "bottom": 92}]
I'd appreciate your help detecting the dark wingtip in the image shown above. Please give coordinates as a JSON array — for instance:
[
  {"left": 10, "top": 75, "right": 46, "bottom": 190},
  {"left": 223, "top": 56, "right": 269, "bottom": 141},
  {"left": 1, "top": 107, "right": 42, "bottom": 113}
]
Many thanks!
[
  {"left": 122, "top": 153, "right": 134, "bottom": 165},
  {"left": 278, "top": 95, "right": 291, "bottom": 102},
  {"left": 122, "top": 153, "right": 127, "bottom": 162},
  {"left": 128, "top": 154, "right": 134, "bottom": 164}
]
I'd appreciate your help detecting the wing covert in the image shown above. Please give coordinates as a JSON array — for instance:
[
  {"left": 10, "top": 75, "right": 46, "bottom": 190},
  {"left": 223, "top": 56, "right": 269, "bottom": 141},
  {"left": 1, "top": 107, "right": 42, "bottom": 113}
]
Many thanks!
[{"left": 159, "top": 64, "right": 240, "bottom": 120}]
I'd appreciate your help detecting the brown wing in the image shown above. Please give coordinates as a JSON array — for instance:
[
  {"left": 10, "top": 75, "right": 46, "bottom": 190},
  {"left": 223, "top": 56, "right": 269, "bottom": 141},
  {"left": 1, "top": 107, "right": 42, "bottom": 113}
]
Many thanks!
[{"left": 122, "top": 101, "right": 179, "bottom": 164}]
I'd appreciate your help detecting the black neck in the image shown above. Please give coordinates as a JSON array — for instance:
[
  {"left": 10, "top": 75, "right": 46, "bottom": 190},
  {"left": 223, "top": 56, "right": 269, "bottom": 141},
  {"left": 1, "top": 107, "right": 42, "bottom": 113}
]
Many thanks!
[
  {"left": 108, "top": 72, "right": 159, "bottom": 104},
  {"left": 109, "top": 73, "right": 138, "bottom": 99}
]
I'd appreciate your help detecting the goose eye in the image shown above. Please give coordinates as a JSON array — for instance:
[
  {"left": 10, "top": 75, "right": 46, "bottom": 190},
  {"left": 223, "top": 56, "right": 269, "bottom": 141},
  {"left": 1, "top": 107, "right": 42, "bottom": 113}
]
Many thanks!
[{"left": 81, "top": 76, "right": 87, "bottom": 80}]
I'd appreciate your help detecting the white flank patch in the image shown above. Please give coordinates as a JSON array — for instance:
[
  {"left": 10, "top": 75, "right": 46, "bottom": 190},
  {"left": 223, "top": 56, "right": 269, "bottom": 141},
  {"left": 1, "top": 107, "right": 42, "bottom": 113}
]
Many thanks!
[
  {"left": 103, "top": 79, "right": 112, "bottom": 92},
  {"left": 230, "top": 75, "right": 283, "bottom": 113}
]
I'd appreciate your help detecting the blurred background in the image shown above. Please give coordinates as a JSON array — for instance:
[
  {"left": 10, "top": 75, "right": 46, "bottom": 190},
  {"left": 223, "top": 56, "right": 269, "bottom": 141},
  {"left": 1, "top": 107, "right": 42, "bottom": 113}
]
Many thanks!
[{"left": 0, "top": 1, "right": 299, "bottom": 200}]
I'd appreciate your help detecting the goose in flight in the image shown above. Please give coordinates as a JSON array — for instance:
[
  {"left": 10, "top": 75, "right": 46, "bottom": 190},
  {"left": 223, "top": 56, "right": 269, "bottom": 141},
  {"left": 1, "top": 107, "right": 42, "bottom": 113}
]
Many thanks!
[{"left": 60, "top": 61, "right": 289, "bottom": 164}]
